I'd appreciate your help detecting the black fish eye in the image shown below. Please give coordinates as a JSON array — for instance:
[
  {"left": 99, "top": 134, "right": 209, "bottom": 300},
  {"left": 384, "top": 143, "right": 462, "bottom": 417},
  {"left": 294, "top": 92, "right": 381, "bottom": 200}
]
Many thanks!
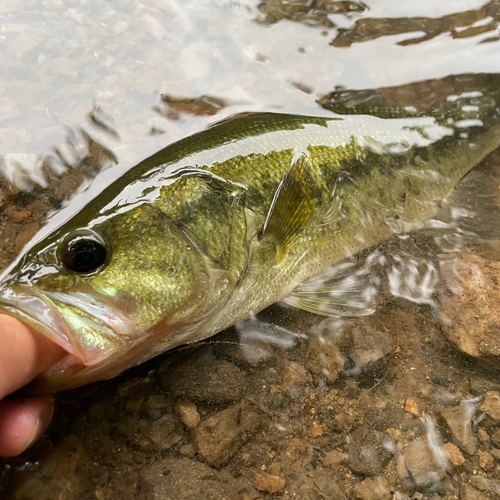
[{"left": 60, "top": 230, "right": 108, "bottom": 274}]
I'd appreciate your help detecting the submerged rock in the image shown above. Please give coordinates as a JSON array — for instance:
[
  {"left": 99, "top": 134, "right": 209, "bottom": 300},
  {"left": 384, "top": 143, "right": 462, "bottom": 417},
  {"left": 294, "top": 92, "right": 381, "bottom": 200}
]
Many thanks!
[
  {"left": 193, "top": 401, "right": 263, "bottom": 466},
  {"left": 355, "top": 476, "right": 392, "bottom": 500},
  {"left": 440, "top": 402, "right": 477, "bottom": 455},
  {"left": 438, "top": 255, "right": 500, "bottom": 368},
  {"left": 460, "top": 484, "right": 488, "bottom": 500},
  {"left": 345, "top": 428, "right": 394, "bottom": 476},
  {"left": 400, "top": 437, "right": 446, "bottom": 488}
]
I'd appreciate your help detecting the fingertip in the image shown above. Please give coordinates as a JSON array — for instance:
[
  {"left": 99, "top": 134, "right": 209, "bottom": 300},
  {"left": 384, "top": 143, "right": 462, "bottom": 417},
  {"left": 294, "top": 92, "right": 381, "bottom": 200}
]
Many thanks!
[{"left": 0, "top": 395, "right": 55, "bottom": 457}]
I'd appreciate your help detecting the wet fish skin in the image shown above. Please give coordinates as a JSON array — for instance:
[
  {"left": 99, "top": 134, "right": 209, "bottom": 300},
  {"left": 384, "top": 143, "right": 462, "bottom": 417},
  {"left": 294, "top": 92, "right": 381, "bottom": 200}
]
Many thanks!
[{"left": 2, "top": 80, "right": 500, "bottom": 392}]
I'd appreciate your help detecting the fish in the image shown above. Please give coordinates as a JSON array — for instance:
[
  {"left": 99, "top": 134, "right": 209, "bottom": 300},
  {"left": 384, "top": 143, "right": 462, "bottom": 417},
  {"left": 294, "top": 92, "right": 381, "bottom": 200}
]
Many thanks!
[{"left": 2, "top": 74, "right": 500, "bottom": 392}]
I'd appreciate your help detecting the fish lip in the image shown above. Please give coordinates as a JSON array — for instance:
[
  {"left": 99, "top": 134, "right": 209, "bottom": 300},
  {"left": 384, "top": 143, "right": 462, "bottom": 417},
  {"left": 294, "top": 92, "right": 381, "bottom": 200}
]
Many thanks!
[
  {"left": 0, "top": 283, "right": 131, "bottom": 365},
  {"left": 0, "top": 284, "right": 75, "bottom": 353}
]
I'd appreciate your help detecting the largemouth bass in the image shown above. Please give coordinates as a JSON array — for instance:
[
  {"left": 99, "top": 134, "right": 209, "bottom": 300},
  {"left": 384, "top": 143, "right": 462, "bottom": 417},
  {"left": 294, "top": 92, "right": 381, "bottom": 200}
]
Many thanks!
[{"left": 2, "top": 74, "right": 500, "bottom": 392}]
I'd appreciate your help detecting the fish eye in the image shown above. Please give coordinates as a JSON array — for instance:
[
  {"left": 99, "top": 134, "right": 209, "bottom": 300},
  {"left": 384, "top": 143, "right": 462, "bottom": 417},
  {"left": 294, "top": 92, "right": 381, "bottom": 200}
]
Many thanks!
[{"left": 60, "top": 229, "right": 108, "bottom": 275}]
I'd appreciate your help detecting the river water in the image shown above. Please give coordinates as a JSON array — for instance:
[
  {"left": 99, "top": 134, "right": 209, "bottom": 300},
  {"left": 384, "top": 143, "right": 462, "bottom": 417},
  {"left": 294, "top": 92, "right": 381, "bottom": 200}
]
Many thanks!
[{"left": 2, "top": 1, "right": 500, "bottom": 499}]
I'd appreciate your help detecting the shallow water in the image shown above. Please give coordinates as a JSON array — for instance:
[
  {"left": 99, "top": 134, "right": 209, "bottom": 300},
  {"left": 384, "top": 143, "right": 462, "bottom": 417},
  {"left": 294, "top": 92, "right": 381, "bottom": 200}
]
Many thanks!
[{"left": 3, "top": 0, "right": 500, "bottom": 499}]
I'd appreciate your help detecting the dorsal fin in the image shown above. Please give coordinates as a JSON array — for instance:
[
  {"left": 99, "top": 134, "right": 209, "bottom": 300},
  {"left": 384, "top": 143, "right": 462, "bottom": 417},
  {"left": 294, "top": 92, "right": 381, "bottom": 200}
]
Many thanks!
[{"left": 260, "top": 154, "right": 316, "bottom": 261}]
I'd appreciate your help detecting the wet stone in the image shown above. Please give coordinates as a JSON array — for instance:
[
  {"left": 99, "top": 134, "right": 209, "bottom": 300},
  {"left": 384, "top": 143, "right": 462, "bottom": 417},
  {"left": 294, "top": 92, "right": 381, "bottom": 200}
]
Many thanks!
[
  {"left": 349, "top": 324, "right": 393, "bottom": 375},
  {"left": 440, "top": 402, "right": 477, "bottom": 455},
  {"left": 163, "top": 351, "right": 248, "bottom": 404},
  {"left": 139, "top": 457, "right": 239, "bottom": 500},
  {"left": 478, "top": 450, "right": 494, "bottom": 471},
  {"left": 346, "top": 428, "right": 394, "bottom": 476},
  {"left": 175, "top": 399, "right": 201, "bottom": 429},
  {"left": 470, "top": 475, "right": 488, "bottom": 491},
  {"left": 401, "top": 437, "right": 446, "bottom": 488},
  {"left": 193, "top": 401, "right": 263, "bottom": 466},
  {"left": 480, "top": 391, "right": 500, "bottom": 421},
  {"left": 442, "top": 442, "right": 465, "bottom": 467},
  {"left": 438, "top": 255, "right": 500, "bottom": 369},
  {"left": 460, "top": 484, "right": 488, "bottom": 500},
  {"left": 355, "top": 476, "right": 392, "bottom": 500},
  {"left": 312, "top": 471, "right": 347, "bottom": 500},
  {"left": 307, "top": 332, "right": 346, "bottom": 382},
  {"left": 254, "top": 473, "right": 285, "bottom": 493}
]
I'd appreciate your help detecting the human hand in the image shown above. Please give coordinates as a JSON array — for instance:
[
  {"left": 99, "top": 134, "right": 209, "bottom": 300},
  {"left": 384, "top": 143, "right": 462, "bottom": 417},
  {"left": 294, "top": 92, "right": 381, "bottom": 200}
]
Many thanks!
[{"left": 0, "top": 314, "right": 65, "bottom": 457}]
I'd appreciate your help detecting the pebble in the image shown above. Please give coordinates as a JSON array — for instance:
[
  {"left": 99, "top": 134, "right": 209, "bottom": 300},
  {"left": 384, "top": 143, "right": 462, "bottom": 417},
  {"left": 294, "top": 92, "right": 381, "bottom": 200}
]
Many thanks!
[
  {"left": 489, "top": 448, "right": 500, "bottom": 460},
  {"left": 461, "top": 484, "right": 488, "bottom": 500},
  {"left": 478, "top": 450, "right": 494, "bottom": 471},
  {"left": 350, "top": 324, "right": 393, "bottom": 373},
  {"left": 477, "top": 428, "right": 490, "bottom": 443},
  {"left": 321, "top": 450, "right": 345, "bottom": 467},
  {"left": 346, "top": 428, "right": 394, "bottom": 476},
  {"left": 355, "top": 476, "right": 392, "bottom": 500},
  {"left": 193, "top": 401, "right": 262, "bottom": 466},
  {"left": 401, "top": 437, "right": 446, "bottom": 487},
  {"left": 480, "top": 391, "right": 500, "bottom": 421},
  {"left": 175, "top": 399, "right": 201, "bottom": 429},
  {"left": 311, "top": 424, "right": 323, "bottom": 437},
  {"left": 440, "top": 403, "right": 477, "bottom": 455},
  {"left": 405, "top": 398, "right": 422, "bottom": 417},
  {"left": 163, "top": 351, "right": 248, "bottom": 404},
  {"left": 470, "top": 475, "right": 488, "bottom": 491},
  {"left": 307, "top": 333, "right": 346, "bottom": 382},
  {"left": 281, "top": 360, "right": 310, "bottom": 390},
  {"left": 254, "top": 473, "right": 285, "bottom": 493},
  {"left": 442, "top": 442, "right": 465, "bottom": 467}
]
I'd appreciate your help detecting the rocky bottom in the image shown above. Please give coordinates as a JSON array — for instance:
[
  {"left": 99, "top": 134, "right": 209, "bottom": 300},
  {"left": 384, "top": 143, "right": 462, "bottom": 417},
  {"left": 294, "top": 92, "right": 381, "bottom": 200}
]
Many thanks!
[{"left": 2, "top": 227, "right": 500, "bottom": 500}]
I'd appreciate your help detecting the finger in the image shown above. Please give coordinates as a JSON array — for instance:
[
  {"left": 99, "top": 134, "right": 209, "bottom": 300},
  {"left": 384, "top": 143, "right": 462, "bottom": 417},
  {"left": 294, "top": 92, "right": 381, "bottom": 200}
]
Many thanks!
[
  {"left": 0, "top": 314, "right": 66, "bottom": 399},
  {"left": 0, "top": 396, "right": 54, "bottom": 457}
]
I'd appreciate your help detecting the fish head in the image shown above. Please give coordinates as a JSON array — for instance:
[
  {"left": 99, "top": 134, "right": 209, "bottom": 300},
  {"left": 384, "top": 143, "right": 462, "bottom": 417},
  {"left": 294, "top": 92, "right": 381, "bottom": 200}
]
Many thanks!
[{"left": 0, "top": 202, "right": 224, "bottom": 391}]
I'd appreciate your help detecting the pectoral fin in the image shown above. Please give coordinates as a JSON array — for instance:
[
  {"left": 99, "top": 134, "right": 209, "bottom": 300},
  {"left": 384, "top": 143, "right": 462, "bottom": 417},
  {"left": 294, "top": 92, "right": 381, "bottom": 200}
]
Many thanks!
[
  {"left": 283, "top": 261, "right": 377, "bottom": 317},
  {"left": 260, "top": 155, "right": 316, "bottom": 261}
]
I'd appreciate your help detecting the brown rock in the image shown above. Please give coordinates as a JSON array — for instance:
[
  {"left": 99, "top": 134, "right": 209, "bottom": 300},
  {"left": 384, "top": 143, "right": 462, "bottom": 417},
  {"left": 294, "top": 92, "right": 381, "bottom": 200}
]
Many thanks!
[
  {"left": 438, "top": 255, "right": 500, "bottom": 368},
  {"left": 321, "top": 450, "right": 345, "bottom": 467},
  {"left": 402, "top": 437, "right": 446, "bottom": 487},
  {"left": 307, "top": 331, "right": 346, "bottom": 382},
  {"left": 405, "top": 398, "right": 422, "bottom": 417},
  {"left": 282, "top": 360, "right": 310, "bottom": 390},
  {"left": 480, "top": 391, "right": 500, "bottom": 421},
  {"left": 478, "top": 450, "right": 494, "bottom": 471},
  {"left": 442, "top": 442, "right": 465, "bottom": 467},
  {"left": 350, "top": 324, "right": 393, "bottom": 372},
  {"left": 311, "top": 424, "right": 323, "bottom": 437},
  {"left": 355, "top": 476, "right": 392, "bottom": 500},
  {"left": 346, "top": 428, "right": 394, "bottom": 476},
  {"left": 254, "top": 474, "right": 285, "bottom": 493},
  {"left": 440, "top": 402, "right": 477, "bottom": 455},
  {"left": 193, "top": 401, "right": 262, "bottom": 466},
  {"left": 460, "top": 484, "right": 488, "bottom": 500},
  {"left": 174, "top": 400, "right": 201, "bottom": 429}
]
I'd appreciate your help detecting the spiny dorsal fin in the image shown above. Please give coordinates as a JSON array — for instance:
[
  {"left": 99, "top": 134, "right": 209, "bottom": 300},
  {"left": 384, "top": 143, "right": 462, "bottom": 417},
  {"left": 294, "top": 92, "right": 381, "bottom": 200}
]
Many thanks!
[
  {"left": 283, "top": 261, "right": 378, "bottom": 317},
  {"left": 260, "top": 154, "right": 315, "bottom": 261}
]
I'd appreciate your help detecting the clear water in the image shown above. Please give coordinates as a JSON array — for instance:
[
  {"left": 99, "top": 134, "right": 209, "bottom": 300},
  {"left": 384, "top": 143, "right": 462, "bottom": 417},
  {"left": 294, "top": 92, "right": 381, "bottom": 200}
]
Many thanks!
[{"left": 2, "top": 1, "right": 500, "bottom": 498}]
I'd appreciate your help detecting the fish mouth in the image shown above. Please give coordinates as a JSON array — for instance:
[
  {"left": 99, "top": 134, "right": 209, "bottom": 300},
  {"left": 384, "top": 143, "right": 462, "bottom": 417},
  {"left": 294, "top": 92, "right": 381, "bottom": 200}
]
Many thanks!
[{"left": 0, "top": 284, "right": 134, "bottom": 366}]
